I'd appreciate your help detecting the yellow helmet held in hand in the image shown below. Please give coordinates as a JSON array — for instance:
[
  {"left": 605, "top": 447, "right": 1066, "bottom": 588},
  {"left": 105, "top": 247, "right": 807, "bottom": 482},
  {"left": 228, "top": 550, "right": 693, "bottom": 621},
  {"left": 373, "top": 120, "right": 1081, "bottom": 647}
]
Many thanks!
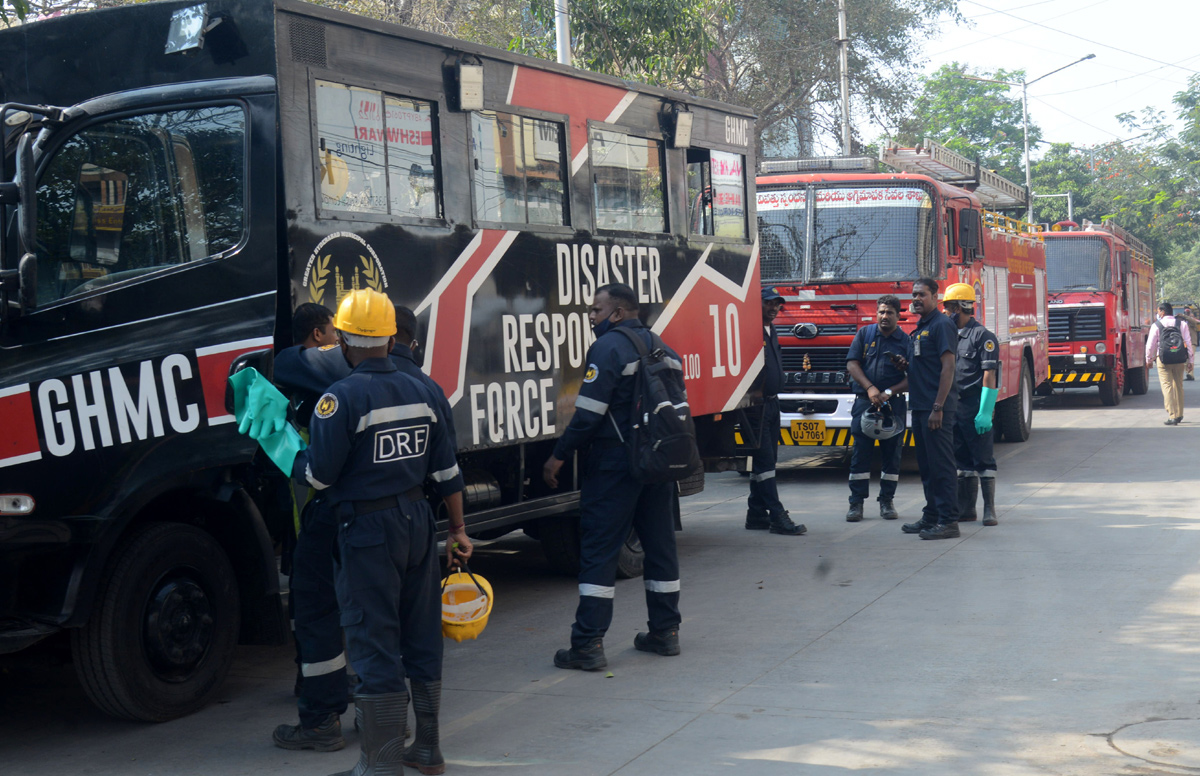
[
  {"left": 441, "top": 568, "right": 493, "bottom": 642},
  {"left": 334, "top": 288, "right": 397, "bottom": 338},
  {"left": 944, "top": 283, "right": 976, "bottom": 303}
]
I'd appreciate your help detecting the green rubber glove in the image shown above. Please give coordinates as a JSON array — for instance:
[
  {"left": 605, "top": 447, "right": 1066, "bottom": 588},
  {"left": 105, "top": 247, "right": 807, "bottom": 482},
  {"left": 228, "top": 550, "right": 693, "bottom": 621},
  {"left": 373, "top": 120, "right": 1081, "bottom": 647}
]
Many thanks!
[
  {"left": 229, "top": 367, "right": 288, "bottom": 440},
  {"left": 975, "top": 386, "right": 998, "bottom": 434},
  {"left": 228, "top": 367, "right": 307, "bottom": 475}
]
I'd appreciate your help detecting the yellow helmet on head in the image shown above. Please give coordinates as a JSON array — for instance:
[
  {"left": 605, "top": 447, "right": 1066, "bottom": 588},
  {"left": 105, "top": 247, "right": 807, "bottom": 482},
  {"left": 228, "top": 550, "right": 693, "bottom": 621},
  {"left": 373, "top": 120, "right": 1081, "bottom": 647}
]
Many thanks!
[
  {"left": 944, "top": 283, "right": 976, "bottom": 303},
  {"left": 334, "top": 289, "right": 396, "bottom": 343}
]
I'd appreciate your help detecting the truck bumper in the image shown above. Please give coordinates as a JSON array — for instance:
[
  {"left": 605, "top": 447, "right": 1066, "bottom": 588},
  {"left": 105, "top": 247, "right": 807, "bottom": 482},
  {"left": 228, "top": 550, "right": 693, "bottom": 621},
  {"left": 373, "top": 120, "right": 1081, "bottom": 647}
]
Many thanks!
[
  {"left": 1049, "top": 353, "right": 1115, "bottom": 384},
  {"left": 772, "top": 391, "right": 914, "bottom": 447}
]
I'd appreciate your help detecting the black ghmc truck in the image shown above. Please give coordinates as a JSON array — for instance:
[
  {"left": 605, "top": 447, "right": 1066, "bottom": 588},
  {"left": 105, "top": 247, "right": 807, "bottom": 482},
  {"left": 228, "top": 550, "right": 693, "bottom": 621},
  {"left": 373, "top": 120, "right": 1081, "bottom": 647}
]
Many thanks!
[{"left": 0, "top": 0, "right": 762, "bottom": 721}]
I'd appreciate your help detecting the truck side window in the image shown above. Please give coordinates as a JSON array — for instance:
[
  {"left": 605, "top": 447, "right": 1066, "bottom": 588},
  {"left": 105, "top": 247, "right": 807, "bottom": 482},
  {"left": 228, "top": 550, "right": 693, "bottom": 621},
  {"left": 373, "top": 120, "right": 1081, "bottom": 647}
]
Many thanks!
[
  {"left": 686, "top": 148, "right": 746, "bottom": 239},
  {"left": 35, "top": 105, "right": 246, "bottom": 306},
  {"left": 314, "top": 81, "right": 441, "bottom": 219},
  {"left": 470, "top": 111, "right": 567, "bottom": 226},
  {"left": 590, "top": 129, "right": 666, "bottom": 233}
]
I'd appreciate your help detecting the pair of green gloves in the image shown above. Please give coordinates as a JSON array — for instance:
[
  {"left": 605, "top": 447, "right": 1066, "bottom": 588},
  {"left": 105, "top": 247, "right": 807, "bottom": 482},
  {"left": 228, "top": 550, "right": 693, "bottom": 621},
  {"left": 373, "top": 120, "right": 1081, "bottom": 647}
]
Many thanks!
[
  {"left": 228, "top": 367, "right": 307, "bottom": 475},
  {"left": 975, "top": 386, "right": 998, "bottom": 434}
]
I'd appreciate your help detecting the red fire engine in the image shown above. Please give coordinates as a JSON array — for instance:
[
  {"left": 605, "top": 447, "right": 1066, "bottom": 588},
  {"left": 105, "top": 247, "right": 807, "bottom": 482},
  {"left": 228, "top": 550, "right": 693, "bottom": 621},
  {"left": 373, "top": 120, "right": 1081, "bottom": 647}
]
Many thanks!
[
  {"left": 1042, "top": 221, "right": 1155, "bottom": 404},
  {"left": 754, "top": 141, "right": 1049, "bottom": 447}
]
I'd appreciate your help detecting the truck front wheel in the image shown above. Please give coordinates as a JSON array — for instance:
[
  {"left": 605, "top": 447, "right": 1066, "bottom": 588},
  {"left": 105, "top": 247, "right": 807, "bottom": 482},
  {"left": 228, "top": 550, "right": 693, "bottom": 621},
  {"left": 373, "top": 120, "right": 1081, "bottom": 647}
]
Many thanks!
[
  {"left": 1126, "top": 364, "right": 1149, "bottom": 395},
  {"left": 72, "top": 523, "right": 240, "bottom": 722},
  {"left": 1099, "top": 358, "right": 1125, "bottom": 406},
  {"left": 539, "top": 515, "right": 645, "bottom": 579},
  {"left": 995, "top": 361, "right": 1033, "bottom": 442}
]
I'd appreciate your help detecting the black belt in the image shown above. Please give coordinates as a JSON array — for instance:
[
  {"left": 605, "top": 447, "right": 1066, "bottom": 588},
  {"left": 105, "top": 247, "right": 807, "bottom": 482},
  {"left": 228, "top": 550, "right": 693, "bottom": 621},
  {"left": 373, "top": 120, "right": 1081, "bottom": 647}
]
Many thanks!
[{"left": 352, "top": 486, "right": 426, "bottom": 516}]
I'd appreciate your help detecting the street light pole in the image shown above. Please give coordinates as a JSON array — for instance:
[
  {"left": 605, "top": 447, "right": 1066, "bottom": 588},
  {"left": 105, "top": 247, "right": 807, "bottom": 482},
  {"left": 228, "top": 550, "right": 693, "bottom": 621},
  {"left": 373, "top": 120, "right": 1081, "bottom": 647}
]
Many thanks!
[{"left": 960, "top": 53, "right": 1095, "bottom": 223}]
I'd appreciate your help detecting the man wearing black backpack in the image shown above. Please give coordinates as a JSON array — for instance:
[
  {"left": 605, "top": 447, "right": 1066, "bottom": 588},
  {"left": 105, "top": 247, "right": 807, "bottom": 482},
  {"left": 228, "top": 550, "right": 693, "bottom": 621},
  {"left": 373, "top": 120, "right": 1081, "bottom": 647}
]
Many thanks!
[
  {"left": 543, "top": 283, "right": 685, "bottom": 671},
  {"left": 1146, "top": 302, "right": 1194, "bottom": 425}
]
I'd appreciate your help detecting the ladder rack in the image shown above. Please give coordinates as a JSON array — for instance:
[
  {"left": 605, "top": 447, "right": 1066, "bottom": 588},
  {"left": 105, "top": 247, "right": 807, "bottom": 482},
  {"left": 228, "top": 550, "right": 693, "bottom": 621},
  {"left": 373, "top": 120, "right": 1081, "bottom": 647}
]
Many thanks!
[
  {"left": 1091, "top": 221, "right": 1153, "bottom": 264},
  {"left": 880, "top": 141, "right": 1028, "bottom": 211}
]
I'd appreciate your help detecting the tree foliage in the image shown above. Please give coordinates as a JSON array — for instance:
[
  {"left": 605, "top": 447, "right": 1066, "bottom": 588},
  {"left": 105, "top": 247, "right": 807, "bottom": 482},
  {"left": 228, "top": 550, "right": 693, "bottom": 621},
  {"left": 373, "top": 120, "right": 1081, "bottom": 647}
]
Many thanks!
[{"left": 897, "top": 62, "right": 1040, "bottom": 183}]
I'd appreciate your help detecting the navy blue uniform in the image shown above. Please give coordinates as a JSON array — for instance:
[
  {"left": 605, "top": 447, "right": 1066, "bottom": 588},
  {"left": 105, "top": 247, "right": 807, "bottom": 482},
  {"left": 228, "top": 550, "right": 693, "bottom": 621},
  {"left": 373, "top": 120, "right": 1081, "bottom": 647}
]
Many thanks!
[
  {"left": 954, "top": 319, "right": 999, "bottom": 479},
  {"left": 273, "top": 343, "right": 353, "bottom": 728},
  {"left": 552, "top": 319, "right": 681, "bottom": 649},
  {"left": 846, "top": 324, "right": 910, "bottom": 505},
  {"left": 748, "top": 322, "right": 786, "bottom": 520},
  {"left": 909, "top": 311, "right": 959, "bottom": 525},
  {"left": 390, "top": 342, "right": 457, "bottom": 446},
  {"left": 293, "top": 358, "right": 464, "bottom": 692}
]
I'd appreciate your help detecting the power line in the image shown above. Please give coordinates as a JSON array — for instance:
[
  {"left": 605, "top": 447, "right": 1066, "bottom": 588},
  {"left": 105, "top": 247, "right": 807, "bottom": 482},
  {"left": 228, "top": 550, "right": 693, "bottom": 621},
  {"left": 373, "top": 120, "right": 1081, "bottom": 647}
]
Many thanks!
[
  {"left": 928, "top": 0, "right": 1111, "bottom": 60},
  {"left": 960, "top": 0, "right": 1200, "bottom": 75},
  {"left": 1038, "top": 54, "right": 1200, "bottom": 97},
  {"left": 1029, "top": 95, "right": 1124, "bottom": 138}
]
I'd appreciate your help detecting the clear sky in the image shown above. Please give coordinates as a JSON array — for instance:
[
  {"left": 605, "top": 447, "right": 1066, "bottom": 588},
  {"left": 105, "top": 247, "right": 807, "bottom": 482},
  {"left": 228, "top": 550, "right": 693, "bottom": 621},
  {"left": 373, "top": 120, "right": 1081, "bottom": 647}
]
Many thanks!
[{"left": 919, "top": 0, "right": 1200, "bottom": 155}]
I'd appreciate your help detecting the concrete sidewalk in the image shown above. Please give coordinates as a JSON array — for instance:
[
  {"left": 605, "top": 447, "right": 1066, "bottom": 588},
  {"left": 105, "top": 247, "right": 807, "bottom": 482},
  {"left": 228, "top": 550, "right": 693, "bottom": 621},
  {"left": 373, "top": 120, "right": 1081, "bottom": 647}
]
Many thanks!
[{"left": 3, "top": 377, "right": 1200, "bottom": 774}]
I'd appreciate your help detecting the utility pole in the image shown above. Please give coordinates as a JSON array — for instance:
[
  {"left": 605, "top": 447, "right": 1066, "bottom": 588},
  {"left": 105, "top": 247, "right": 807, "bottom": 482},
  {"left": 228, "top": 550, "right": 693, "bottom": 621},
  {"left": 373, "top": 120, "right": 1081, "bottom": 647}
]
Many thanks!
[
  {"left": 837, "top": 0, "right": 851, "bottom": 156},
  {"left": 555, "top": 0, "right": 570, "bottom": 66}
]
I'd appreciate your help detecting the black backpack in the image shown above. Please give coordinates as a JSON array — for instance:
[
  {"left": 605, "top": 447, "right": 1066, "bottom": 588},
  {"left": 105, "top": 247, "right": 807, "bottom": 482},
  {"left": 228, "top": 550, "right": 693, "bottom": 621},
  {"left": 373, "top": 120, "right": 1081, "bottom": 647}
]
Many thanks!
[
  {"left": 1157, "top": 319, "right": 1189, "bottom": 365},
  {"left": 610, "top": 327, "right": 701, "bottom": 483}
]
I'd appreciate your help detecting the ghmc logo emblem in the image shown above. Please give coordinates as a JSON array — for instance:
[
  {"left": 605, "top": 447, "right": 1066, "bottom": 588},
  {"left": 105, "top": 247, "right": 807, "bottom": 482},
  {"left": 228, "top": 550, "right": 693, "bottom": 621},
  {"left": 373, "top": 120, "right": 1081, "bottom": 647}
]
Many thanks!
[{"left": 303, "top": 232, "right": 389, "bottom": 309}]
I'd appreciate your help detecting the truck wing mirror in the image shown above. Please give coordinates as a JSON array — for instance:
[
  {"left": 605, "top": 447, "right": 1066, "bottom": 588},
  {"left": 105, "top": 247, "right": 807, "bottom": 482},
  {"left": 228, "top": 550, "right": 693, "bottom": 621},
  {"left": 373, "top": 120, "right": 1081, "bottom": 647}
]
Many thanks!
[
  {"left": 1119, "top": 251, "right": 1131, "bottom": 277},
  {"left": 1, "top": 133, "right": 38, "bottom": 321},
  {"left": 16, "top": 134, "right": 35, "bottom": 260},
  {"left": 958, "top": 208, "right": 981, "bottom": 257}
]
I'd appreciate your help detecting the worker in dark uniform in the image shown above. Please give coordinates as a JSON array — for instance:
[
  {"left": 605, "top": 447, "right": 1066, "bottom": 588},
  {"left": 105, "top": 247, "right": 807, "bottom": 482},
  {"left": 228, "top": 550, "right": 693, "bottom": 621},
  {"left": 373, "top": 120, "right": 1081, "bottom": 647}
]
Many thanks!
[
  {"left": 292, "top": 289, "right": 471, "bottom": 776},
  {"left": 543, "top": 283, "right": 683, "bottom": 670},
  {"left": 271, "top": 305, "right": 353, "bottom": 754},
  {"left": 391, "top": 305, "right": 456, "bottom": 444},
  {"left": 845, "top": 294, "right": 910, "bottom": 522},
  {"left": 943, "top": 283, "right": 1000, "bottom": 527},
  {"left": 745, "top": 287, "right": 806, "bottom": 535},
  {"left": 900, "top": 277, "right": 961, "bottom": 540}
]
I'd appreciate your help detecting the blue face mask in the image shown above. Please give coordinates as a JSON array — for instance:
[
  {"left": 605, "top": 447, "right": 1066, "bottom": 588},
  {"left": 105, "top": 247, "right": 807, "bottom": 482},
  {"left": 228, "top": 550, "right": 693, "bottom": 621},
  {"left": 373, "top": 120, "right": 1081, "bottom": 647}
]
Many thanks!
[{"left": 592, "top": 317, "right": 614, "bottom": 337}]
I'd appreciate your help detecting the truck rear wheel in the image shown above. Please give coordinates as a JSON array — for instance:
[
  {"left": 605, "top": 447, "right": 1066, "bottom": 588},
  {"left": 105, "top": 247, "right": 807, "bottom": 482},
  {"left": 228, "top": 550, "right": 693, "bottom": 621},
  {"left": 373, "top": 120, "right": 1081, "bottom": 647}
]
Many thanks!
[
  {"left": 1099, "top": 360, "right": 1124, "bottom": 406},
  {"left": 72, "top": 523, "right": 240, "bottom": 722},
  {"left": 539, "top": 515, "right": 645, "bottom": 579},
  {"left": 995, "top": 361, "right": 1033, "bottom": 442},
  {"left": 1127, "top": 364, "right": 1149, "bottom": 395}
]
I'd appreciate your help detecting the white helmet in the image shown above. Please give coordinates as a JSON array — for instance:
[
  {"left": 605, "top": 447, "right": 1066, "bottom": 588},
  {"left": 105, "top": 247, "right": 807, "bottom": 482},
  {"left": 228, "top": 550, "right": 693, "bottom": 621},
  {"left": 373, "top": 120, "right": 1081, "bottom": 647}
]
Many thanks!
[{"left": 860, "top": 404, "right": 904, "bottom": 441}]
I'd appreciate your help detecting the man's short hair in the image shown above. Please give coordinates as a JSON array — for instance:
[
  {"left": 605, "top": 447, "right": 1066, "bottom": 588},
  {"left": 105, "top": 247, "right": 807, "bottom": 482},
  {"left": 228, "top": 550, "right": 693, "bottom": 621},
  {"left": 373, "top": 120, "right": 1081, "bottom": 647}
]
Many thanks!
[
  {"left": 597, "top": 283, "right": 639, "bottom": 312},
  {"left": 1160, "top": 302, "right": 1174, "bottom": 315},
  {"left": 877, "top": 295, "right": 902, "bottom": 314},
  {"left": 394, "top": 305, "right": 418, "bottom": 344},
  {"left": 914, "top": 277, "right": 939, "bottom": 295},
  {"left": 293, "top": 303, "right": 333, "bottom": 344}
]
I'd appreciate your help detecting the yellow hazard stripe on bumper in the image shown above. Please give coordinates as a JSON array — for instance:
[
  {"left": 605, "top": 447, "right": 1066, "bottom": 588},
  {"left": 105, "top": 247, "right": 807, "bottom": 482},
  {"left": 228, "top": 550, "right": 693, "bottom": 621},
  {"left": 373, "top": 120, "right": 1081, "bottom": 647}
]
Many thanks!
[
  {"left": 735, "top": 429, "right": 916, "bottom": 447},
  {"left": 1050, "top": 372, "right": 1105, "bottom": 383}
]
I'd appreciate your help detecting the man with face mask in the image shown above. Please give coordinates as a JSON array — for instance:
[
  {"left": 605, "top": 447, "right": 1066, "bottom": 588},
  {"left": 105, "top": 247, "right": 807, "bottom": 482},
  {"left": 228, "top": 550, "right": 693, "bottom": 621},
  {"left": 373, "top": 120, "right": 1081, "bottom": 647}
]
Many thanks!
[
  {"left": 543, "top": 283, "right": 684, "bottom": 670},
  {"left": 942, "top": 283, "right": 1000, "bottom": 527}
]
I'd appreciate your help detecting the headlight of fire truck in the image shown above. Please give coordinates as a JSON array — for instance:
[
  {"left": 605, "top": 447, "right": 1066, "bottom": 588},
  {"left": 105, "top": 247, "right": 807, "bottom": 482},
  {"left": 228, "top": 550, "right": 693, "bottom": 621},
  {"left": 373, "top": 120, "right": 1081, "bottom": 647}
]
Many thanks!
[{"left": 1095, "top": 343, "right": 1107, "bottom": 353}]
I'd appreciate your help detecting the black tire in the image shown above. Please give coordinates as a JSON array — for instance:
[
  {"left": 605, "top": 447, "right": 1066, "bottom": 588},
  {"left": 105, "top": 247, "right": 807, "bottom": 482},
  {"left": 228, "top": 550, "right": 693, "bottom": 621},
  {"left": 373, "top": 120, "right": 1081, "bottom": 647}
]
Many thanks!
[
  {"left": 1127, "top": 364, "right": 1149, "bottom": 395},
  {"left": 677, "top": 467, "right": 705, "bottom": 497},
  {"left": 995, "top": 360, "right": 1033, "bottom": 442},
  {"left": 72, "top": 523, "right": 240, "bottom": 722},
  {"left": 538, "top": 515, "right": 645, "bottom": 579},
  {"left": 1098, "top": 362, "right": 1124, "bottom": 406}
]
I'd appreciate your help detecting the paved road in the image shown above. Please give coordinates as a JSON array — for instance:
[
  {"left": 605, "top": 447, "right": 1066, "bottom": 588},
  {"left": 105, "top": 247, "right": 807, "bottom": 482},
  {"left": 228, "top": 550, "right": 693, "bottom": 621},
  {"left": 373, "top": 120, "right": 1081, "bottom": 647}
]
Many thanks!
[{"left": 5, "top": 376, "right": 1200, "bottom": 775}]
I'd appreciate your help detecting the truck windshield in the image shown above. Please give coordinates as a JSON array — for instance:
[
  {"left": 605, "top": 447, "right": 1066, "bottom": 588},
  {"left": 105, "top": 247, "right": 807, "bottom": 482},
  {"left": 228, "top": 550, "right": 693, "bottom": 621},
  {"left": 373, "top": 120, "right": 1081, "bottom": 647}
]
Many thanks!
[
  {"left": 1045, "top": 236, "right": 1111, "bottom": 292},
  {"left": 757, "top": 184, "right": 935, "bottom": 283}
]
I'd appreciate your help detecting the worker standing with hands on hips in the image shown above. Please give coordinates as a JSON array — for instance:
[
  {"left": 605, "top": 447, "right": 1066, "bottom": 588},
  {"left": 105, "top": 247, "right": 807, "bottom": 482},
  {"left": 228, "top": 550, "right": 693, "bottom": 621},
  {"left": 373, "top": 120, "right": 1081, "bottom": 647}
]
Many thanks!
[
  {"left": 543, "top": 283, "right": 684, "bottom": 671},
  {"left": 900, "top": 277, "right": 961, "bottom": 540},
  {"left": 291, "top": 288, "right": 470, "bottom": 776},
  {"left": 942, "top": 283, "right": 1001, "bottom": 527}
]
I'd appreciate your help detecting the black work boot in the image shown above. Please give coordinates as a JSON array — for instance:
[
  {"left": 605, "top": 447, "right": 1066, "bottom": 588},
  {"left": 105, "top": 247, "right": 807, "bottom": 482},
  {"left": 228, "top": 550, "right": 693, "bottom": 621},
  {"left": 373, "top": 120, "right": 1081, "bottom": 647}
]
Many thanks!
[
  {"left": 769, "top": 510, "right": 806, "bottom": 535},
  {"left": 745, "top": 511, "right": 769, "bottom": 530},
  {"left": 981, "top": 477, "right": 998, "bottom": 526},
  {"left": 634, "top": 628, "right": 680, "bottom": 656},
  {"left": 402, "top": 680, "right": 445, "bottom": 775},
  {"left": 845, "top": 502, "right": 864, "bottom": 522},
  {"left": 554, "top": 638, "right": 607, "bottom": 671},
  {"left": 919, "top": 522, "right": 961, "bottom": 540},
  {"left": 328, "top": 691, "right": 407, "bottom": 776},
  {"left": 901, "top": 516, "right": 936, "bottom": 534},
  {"left": 957, "top": 476, "right": 979, "bottom": 522},
  {"left": 879, "top": 500, "right": 898, "bottom": 520},
  {"left": 273, "top": 712, "right": 345, "bottom": 752}
]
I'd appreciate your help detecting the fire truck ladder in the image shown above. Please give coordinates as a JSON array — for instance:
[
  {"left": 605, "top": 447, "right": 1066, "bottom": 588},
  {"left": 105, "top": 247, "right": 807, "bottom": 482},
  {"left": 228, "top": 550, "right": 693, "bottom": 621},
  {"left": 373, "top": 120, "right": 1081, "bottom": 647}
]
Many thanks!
[
  {"left": 880, "top": 141, "right": 1028, "bottom": 211},
  {"left": 1091, "top": 221, "right": 1154, "bottom": 267}
]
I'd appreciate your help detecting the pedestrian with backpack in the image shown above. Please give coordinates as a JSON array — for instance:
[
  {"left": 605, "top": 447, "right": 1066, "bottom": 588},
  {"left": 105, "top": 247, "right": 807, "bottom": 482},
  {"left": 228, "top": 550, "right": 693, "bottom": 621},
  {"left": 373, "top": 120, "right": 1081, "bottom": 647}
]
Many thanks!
[
  {"left": 1146, "top": 301, "right": 1194, "bottom": 425},
  {"left": 543, "top": 283, "right": 691, "bottom": 670}
]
